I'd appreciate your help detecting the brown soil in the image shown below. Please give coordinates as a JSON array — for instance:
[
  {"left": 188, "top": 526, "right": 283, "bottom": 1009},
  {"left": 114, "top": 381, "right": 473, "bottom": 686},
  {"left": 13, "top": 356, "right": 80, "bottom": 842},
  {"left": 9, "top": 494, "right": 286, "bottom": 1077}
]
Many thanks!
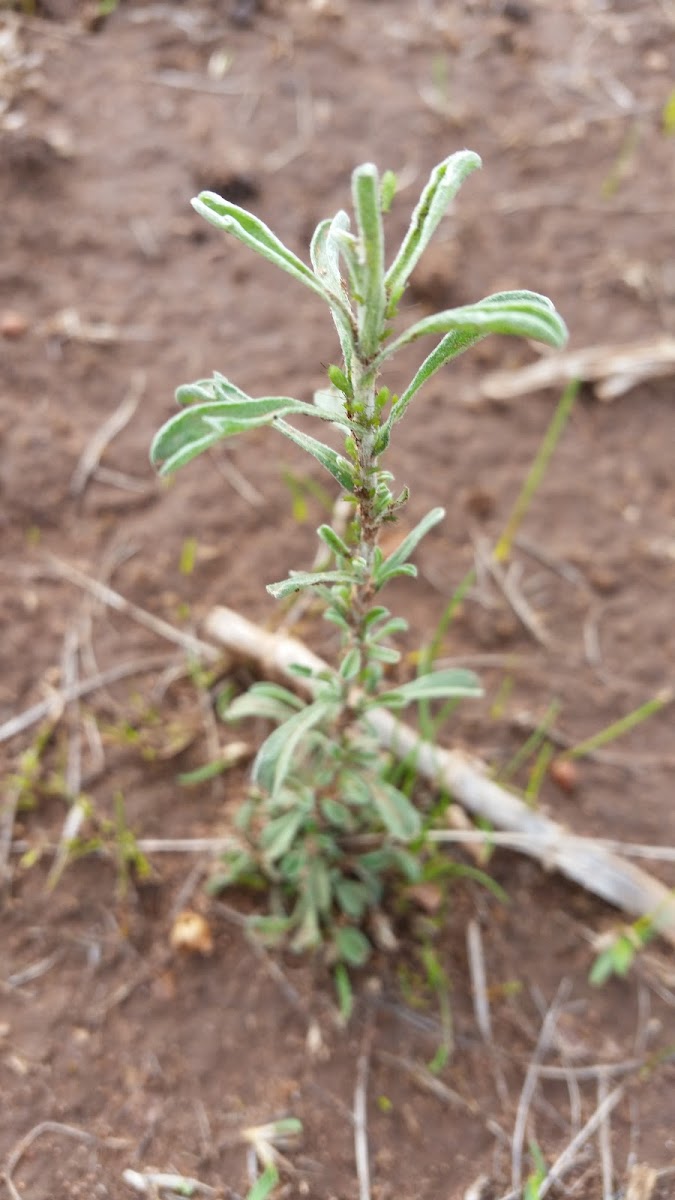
[{"left": 1, "top": 2, "right": 674, "bottom": 1198}]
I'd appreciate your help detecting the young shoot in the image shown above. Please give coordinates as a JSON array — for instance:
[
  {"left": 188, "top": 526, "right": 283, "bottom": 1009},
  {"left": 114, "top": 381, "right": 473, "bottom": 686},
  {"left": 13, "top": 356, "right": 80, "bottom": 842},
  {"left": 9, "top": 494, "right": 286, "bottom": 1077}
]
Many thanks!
[{"left": 151, "top": 151, "right": 567, "bottom": 967}]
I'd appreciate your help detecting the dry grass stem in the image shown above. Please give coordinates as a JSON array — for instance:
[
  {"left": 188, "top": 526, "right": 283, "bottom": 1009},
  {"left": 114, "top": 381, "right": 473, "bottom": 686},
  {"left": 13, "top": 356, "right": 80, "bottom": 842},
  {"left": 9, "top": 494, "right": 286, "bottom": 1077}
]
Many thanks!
[
  {"left": 3, "top": 1121, "right": 127, "bottom": 1200},
  {"left": 475, "top": 539, "right": 550, "bottom": 646},
  {"left": 0, "top": 653, "right": 172, "bottom": 745},
  {"left": 597, "top": 1073, "right": 615, "bottom": 1200},
  {"left": 69, "top": 371, "right": 146, "bottom": 496},
  {"left": 482, "top": 335, "right": 675, "bottom": 402},
  {"left": 511, "top": 982, "right": 570, "bottom": 1192},
  {"left": 537, "top": 1083, "right": 624, "bottom": 1197},
  {"left": 354, "top": 1037, "right": 372, "bottom": 1200},
  {"left": 467, "top": 919, "right": 492, "bottom": 1043},
  {"left": 44, "top": 554, "right": 220, "bottom": 661}
]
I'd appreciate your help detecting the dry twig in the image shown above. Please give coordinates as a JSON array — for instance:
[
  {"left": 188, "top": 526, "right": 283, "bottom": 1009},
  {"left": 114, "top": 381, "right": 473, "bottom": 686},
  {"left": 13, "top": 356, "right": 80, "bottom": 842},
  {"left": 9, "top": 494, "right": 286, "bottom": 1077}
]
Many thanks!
[
  {"left": 482, "top": 336, "right": 675, "bottom": 402},
  {"left": 69, "top": 372, "right": 146, "bottom": 497}
]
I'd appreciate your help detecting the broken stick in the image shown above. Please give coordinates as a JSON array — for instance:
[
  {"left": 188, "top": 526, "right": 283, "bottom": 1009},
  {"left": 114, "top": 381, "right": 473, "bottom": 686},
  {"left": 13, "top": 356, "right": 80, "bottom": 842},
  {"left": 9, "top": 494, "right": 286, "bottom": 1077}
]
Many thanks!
[{"left": 481, "top": 335, "right": 675, "bottom": 402}]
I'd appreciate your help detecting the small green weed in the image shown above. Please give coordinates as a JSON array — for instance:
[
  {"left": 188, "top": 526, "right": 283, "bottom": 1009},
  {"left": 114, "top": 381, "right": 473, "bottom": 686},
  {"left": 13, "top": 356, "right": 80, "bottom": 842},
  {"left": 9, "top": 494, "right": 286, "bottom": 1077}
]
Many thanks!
[{"left": 151, "top": 151, "right": 567, "bottom": 967}]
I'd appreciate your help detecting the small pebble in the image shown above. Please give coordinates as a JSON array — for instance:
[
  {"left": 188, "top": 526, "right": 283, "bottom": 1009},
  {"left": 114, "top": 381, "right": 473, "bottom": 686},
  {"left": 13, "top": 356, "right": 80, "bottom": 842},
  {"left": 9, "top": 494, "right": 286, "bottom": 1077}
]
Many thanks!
[{"left": 0, "top": 310, "right": 29, "bottom": 339}]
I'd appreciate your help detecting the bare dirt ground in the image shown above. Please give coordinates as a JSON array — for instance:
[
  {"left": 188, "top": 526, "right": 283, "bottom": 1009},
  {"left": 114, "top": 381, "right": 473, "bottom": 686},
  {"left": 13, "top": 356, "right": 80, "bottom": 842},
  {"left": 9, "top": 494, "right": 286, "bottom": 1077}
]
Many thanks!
[{"left": 1, "top": 2, "right": 675, "bottom": 1198}]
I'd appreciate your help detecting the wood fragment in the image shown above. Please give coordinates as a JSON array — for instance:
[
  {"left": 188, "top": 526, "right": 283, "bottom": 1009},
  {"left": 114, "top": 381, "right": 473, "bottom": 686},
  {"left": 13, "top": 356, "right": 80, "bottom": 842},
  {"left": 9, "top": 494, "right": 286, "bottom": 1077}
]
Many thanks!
[
  {"left": 0, "top": 654, "right": 172, "bottom": 745},
  {"left": 43, "top": 554, "right": 220, "bottom": 662},
  {"left": 204, "top": 605, "right": 675, "bottom": 947},
  {"left": 482, "top": 336, "right": 675, "bottom": 402}
]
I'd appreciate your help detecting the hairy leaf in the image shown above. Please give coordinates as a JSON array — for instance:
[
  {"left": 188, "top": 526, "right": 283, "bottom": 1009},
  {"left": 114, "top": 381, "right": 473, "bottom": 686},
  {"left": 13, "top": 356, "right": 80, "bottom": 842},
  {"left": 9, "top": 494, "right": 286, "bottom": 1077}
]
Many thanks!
[
  {"left": 334, "top": 925, "right": 371, "bottom": 966},
  {"left": 375, "top": 507, "right": 445, "bottom": 580},
  {"left": 151, "top": 396, "right": 320, "bottom": 474},
  {"left": 267, "top": 569, "right": 355, "bottom": 600},
  {"left": 371, "top": 780, "right": 422, "bottom": 840},
  {"left": 379, "top": 291, "right": 568, "bottom": 365},
  {"left": 379, "top": 668, "right": 483, "bottom": 709},
  {"left": 310, "top": 209, "right": 356, "bottom": 371},
  {"left": 385, "top": 151, "right": 482, "bottom": 304},
  {"left": 253, "top": 699, "right": 337, "bottom": 797},
  {"left": 193, "top": 191, "right": 334, "bottom": 306},
  {"left": 273, "top": 419, "right": 356, "bottom": 492},
  {"left": 352, "top": 162, "right": 386, "bottom": 357}
]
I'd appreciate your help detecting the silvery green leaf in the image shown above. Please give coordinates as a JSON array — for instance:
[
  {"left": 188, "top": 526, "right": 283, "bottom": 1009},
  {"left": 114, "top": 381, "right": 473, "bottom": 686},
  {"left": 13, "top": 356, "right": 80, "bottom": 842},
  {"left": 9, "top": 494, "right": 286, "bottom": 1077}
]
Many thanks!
[
  {"left": 334, "top": 925, "right": 371, "bottom": 966},
  {"left": 386, "top": 288, "right": 560, "bottom": 423},
  {"left": 151, "top": 396, "right": 322, "bottom": 474},
  {"left": 339, "top": 648, "right": 361, "bottom": 680},
  {"left": 211, "top": 372, "right": 252, "bottom": 402},
  {"left": 266, "top": 570, "right": 355, "bottom": 600},
  {"left": 310, "top": 210, "right": 356, "bottom": 371},
  {"left": 175, "top": 379, "right": 221, "bottom": 406},
  {"left": 378, "top": 668, "right": 483, "bottom": 709},
  {"left": 317, "top": 524, "right": 352, "bottom": 559},
  {"left": 321, "top": 798, "right": 354, "bottom": 831},
  {"left": 368, "top": 617, "right": 408, "bottom": 641},
  {"left": 374, "top": 563, "right": 417, "bottom": 588},
  {"left": 335, "top": 878, "right": 369, "bottom": 920},
  {"left": 273, "top": 418, "right": 356, "bottom": 492},
  {"left": 363, "top": 643, "right": 401, "bottom": 664},
  {"left": 371, "top": 780, "right": 422, "bottom": 840},
  {"left": 193, "top": 191, "right": 335, "bottom": 306},
  {"left": 226, "top": 685, "right": 303, "bottom": 724},
  {"left": 332, "top": 226, "right": 363, "bottom": 300},
  {"left": 385, "top": 329, "right": 487, "bottom": 429},
  {"left": 307, "top": 858, "right": 332, "bottom": 916},
  {"left": 376, "top": 507, "right": 445, "bottom": 579},
  {"left": 352, "top": 163, "right": 386, "bottom": 357},
  {"left": 290, "top": 904, "right": 322, "bottom": 953},
  {"left": 378, "top": 291, "right": 568, "bottom": 366},
  {"left": 259, "top": 807, "right": 307, "bottom": 863},
  {"left": 385, "top": 150, "right": 482, "bottom": 305},
  {"left": 253, "top": 699, "right": 337, "bottom": 797}
]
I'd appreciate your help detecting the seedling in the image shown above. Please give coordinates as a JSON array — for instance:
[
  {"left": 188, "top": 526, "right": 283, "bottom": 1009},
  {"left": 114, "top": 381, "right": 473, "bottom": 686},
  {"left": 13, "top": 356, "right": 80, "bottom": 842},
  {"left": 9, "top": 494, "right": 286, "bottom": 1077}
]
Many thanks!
[{"left": 151, "top": 151, "right": 567, "bottom": 965}]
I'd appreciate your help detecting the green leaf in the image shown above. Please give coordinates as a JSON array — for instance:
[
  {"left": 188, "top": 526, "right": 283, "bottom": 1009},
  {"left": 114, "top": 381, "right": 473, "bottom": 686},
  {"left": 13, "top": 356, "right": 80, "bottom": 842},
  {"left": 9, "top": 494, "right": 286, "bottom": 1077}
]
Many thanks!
[
  {"left": 317, "top": 524, "right": 352, "bottom": 560},
  {"left": 371, "top": 780, "right": 422, "bottom": 840},
  {"left": 352, "top": 162, "right": 386, "bottom": 357},
  {"left": 380, "top": 169, "right": 397, "bottom": 214},
  {"left": 321, "top": 797, "right": 355, "bottom": 831},
  {"left": 375, "top": 507, "right": 445, "bottom": 581},
  {"left": 259, "top": 807, "right": 306, "bottom": 863},
  {"left": 335, "top": 878, "right": 370, "bottom": 920},
  {"left": 176, "top": 374, "right": 249, "bottom": 407},
  {"left": 385, "top": 151, "right": 482, "bottom": 304},
  {"left": 339, "top": 648, "right": 361, "bottom": 680},
  {"left": 245, "top": 1164, "right": 279, "bottom": 1200},
  {"left": 307, "top": 857, "right": 332, "bottom": 916},
  {"left": 151, "top": 396, "right": 320, "bottom": 474},
  {"left": 253, "top": 699, "right": 336, "bottom": 796},
  {"left": 266, "top": 569, "right": 355, "bottom": 600},
  {"left": 177, "top": 758, "right": 232, "bottom": 786},
  {"left": 379, "top": 668, "right": 483, "bottom": 709},
  {"left": 379, "top": 291, "right": 568, "bottom": 366},
  {"left": 273, "top": 419, "right": 356, "bottom": 492},
  {"left": 310, "top": 209, "right": 356, "bottom": 371},
  {"left": 334, "top": 962, "right": 354, "bottom": 1022},
  {"left": 290, "top": 902, "right": 321, "bottom": 953},
  {"left": 386, "top": 327, "right": 488, "bottom": 428},
  {"left": 226, "top": 683, "right": 305, "bottom": 725},
  {"left": 335, "top": 925, "right": 371, "bottom": 966},
  {"left": 193, "top": 191, "right": 333, "bottom": 306}
]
